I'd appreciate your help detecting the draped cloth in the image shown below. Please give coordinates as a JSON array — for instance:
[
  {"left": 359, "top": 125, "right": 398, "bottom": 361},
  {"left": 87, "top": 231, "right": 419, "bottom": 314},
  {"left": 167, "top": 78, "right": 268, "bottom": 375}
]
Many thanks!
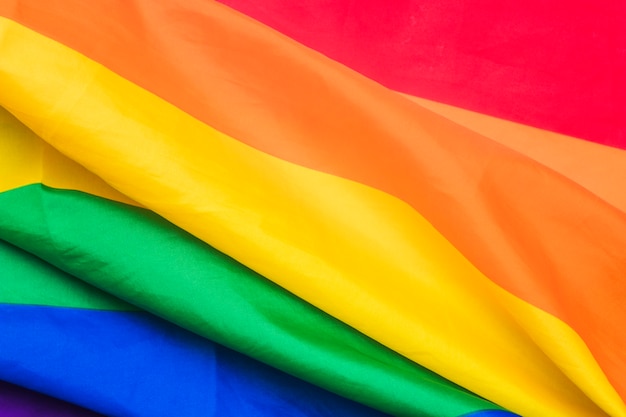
[{"left": 0, "top": 1, "right": 624, "bottom": 416}]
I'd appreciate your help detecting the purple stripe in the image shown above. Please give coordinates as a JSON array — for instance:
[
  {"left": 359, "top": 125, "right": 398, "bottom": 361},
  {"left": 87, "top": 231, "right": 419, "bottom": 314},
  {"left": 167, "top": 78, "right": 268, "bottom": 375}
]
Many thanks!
[{"left": 0, "top": 381, "right": 104, "bottom": 417}]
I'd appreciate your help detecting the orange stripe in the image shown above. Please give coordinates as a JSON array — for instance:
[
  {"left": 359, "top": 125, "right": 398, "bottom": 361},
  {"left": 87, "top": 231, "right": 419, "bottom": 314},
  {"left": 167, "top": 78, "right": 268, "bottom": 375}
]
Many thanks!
[
  {"left": 2, "top": 0, "right": 626, "bottom": 399},
  {"left": 405, "top": 95, "right": 626, "bottom": 214}
]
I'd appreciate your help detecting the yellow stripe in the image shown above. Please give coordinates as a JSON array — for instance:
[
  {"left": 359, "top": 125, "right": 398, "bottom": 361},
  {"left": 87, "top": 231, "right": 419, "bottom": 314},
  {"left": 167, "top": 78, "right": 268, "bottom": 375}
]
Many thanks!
[
  {"left": 502, "top": 288, "right": 626, "bottom": 417},
  {"left": 0, "top": 17, "right": 623, "bottom": 416},
  {"left": 0, "top": 105, "right": 42, "bottom": 192},
  {"left": 0, "top": 106, "right": 137, "bottom": 205}
]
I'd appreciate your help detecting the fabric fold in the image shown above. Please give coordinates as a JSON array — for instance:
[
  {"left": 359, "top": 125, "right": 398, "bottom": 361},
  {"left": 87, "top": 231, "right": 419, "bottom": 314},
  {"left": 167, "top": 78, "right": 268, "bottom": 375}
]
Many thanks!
[
  {"left": 0, "top": 239, "right": 397, "bottom": 417},
  {"left": 0, "top": 185, "right": 508, "bottom": 417},
  {"left": 1, "top": 2, "right": 624, "bottom": 416}
]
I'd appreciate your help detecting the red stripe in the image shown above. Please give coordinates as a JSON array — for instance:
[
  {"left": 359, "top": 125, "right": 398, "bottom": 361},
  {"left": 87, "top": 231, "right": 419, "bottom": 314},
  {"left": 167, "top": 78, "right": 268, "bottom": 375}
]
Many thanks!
[{"left": 218, "top": 0, "right": 626, "bottom": 147}]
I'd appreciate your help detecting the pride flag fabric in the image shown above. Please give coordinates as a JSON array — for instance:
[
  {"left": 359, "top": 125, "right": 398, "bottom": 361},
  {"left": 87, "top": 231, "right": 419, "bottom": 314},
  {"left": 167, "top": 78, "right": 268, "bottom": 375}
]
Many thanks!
[
  {"left": 0, "top": 1, "right": 625, "bottom": 416},
  {"left": 0, "top": 108, "right": 506, "bottom": 417},
  {"left": 0, "top": 236, "right": 394, "bottom": 417}
]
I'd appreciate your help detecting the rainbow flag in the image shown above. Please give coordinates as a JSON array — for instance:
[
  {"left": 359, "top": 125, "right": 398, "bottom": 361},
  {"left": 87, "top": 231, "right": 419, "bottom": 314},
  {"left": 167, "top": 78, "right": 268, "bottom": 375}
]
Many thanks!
[{"left": 1, "top": 1, "right": 624, "bottom": 416}]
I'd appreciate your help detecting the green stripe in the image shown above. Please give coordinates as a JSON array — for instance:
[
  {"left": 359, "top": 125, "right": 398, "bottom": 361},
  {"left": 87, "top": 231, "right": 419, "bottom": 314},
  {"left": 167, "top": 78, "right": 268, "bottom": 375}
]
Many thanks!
[
  {"left": 0, "top": 183, "right": 504, "bottom": 417},
  {"left": 0, "top": 239, "right": 134, "bottom": 311}
]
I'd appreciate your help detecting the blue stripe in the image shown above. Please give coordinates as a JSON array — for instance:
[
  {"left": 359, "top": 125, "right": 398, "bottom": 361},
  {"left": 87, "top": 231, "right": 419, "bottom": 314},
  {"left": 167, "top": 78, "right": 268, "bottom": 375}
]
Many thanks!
[
  {"left": 0, "top": 303, "right": 388, "bottom": 417},
  {"left": 462, "top": 410, "right": 521, "bottom": 417}
]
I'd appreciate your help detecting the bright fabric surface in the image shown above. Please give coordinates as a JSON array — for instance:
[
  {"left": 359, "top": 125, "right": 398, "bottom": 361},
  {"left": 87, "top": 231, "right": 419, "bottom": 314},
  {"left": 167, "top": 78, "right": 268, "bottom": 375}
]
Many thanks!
[
  {"left": 218, "top": 0, "right": 626, "bottom": 147},
  {"left": 0, "top": 184, "right": 500, "bottom": 417},
  {"left": 0, "top": 0, "right": 624, "bottom": 416},
  {"left": 0, "top": 238, "right": 393, "bottom": 417},
  {"left": 0, "top": 105, "right": 508, "bottom": 416}
]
